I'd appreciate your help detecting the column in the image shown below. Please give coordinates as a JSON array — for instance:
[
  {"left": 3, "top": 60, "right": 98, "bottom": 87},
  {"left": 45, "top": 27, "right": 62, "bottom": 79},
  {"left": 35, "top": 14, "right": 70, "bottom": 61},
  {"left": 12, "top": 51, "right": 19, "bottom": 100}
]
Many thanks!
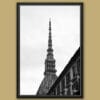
[
  {"left": 70, "top": 68, "right": 73, "bottom": 80},
  {"left": 70, "top": 82, "right": 73, "bottom": 95},
  {"left": 59, "top": 82, "right": 62, "bottom": 96}
]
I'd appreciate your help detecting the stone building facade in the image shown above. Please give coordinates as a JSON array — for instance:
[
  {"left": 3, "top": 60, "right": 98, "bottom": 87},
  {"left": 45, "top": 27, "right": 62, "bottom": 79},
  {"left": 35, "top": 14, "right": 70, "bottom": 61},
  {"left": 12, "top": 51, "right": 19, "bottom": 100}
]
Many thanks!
[{"left": 47, "top": 48, "right": 81, "bottom": 96}]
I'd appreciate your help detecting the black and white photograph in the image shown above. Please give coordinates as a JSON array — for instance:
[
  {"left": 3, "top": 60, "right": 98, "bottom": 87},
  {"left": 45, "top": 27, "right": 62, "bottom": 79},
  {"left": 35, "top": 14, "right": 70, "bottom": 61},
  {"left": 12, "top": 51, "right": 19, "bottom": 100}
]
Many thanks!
[{"left": 17, "top": 3, "right": 83, "bottom": 98}]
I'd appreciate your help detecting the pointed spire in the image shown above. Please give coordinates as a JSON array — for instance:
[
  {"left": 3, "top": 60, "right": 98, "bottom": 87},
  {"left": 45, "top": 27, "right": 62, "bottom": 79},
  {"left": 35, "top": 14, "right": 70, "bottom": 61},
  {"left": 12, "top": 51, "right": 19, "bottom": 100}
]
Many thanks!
[
  {"left": 36, "top": 19, "right": 57, "bottom": 95},
  {"left": 48, "top": 18, "right": 52, "bottom": 51},
  {"left": 49, "top": 18, "right": 51, "bottom": 31},
  {"left": 44, "top": 19, "right": 57, "bottom": 76}
]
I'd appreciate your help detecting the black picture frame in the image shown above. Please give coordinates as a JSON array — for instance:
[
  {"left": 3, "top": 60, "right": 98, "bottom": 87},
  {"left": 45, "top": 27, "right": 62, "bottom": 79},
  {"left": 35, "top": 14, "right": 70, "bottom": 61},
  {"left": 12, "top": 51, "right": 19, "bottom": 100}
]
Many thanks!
[{"left": 17, "top": 2, "right": 83, "bottom": 98}]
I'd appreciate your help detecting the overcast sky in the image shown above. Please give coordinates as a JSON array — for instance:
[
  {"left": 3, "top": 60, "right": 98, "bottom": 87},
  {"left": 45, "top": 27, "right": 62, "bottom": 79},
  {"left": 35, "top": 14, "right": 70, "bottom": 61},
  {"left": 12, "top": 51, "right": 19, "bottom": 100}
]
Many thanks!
[{"left": 20, "top": 5, "right": 80, "bottom": 95}]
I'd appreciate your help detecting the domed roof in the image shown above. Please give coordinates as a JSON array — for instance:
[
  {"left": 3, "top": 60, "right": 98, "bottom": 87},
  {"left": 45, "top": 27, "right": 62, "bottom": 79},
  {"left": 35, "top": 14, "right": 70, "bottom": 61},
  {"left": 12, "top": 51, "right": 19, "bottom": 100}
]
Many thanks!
[{"left": 37, "top": 74, "right": 57, "bottom": 95}]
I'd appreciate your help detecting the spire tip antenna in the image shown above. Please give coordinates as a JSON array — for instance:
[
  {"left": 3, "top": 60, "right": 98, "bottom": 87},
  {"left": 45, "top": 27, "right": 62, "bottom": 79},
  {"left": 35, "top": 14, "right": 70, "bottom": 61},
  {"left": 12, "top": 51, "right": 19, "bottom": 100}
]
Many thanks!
[{"left": 49, "top": 18, "right": 51, "bottom": 22}]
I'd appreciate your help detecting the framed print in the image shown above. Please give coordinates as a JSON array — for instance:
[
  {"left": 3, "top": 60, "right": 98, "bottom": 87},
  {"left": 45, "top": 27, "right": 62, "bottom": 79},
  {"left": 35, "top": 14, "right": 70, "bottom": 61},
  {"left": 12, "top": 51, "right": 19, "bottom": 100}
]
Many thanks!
[{"left": 17, "top": 2, "right": 83, "bottom": 98}]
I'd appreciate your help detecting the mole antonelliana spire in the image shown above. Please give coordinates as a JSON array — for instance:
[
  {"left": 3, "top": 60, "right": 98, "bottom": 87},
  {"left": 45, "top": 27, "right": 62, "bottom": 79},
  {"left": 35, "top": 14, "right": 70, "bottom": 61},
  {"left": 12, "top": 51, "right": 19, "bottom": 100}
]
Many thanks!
[
  {"left": 44, "top": 18, "right": 57, "bottom": 75},
  {"left": 37, "top": 19, "right": 57, "bottom": 95}
]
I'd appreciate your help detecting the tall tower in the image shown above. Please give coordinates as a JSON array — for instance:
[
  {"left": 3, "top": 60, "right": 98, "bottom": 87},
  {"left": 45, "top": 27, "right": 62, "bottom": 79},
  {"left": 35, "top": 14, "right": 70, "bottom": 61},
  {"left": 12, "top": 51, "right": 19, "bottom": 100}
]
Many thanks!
[{"left": 37, "top": 19, "right": 57, "bottom": 95}]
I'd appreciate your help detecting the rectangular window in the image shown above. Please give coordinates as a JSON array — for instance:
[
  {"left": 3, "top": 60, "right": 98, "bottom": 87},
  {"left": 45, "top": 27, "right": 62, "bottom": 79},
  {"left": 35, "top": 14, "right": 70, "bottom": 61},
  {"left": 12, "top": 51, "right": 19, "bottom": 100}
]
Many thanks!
[
  {"left": 72, "top": 65, "right": 77, "bottom": 78},
  {"left": 66, "top": 72, "right": 70, "bottom": 85},
  {"left": 77, "top": 59, "right": 80, "bottom": 75},
  {"left": 57, "top": 84, "right": 60, "bottom": 95}
]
